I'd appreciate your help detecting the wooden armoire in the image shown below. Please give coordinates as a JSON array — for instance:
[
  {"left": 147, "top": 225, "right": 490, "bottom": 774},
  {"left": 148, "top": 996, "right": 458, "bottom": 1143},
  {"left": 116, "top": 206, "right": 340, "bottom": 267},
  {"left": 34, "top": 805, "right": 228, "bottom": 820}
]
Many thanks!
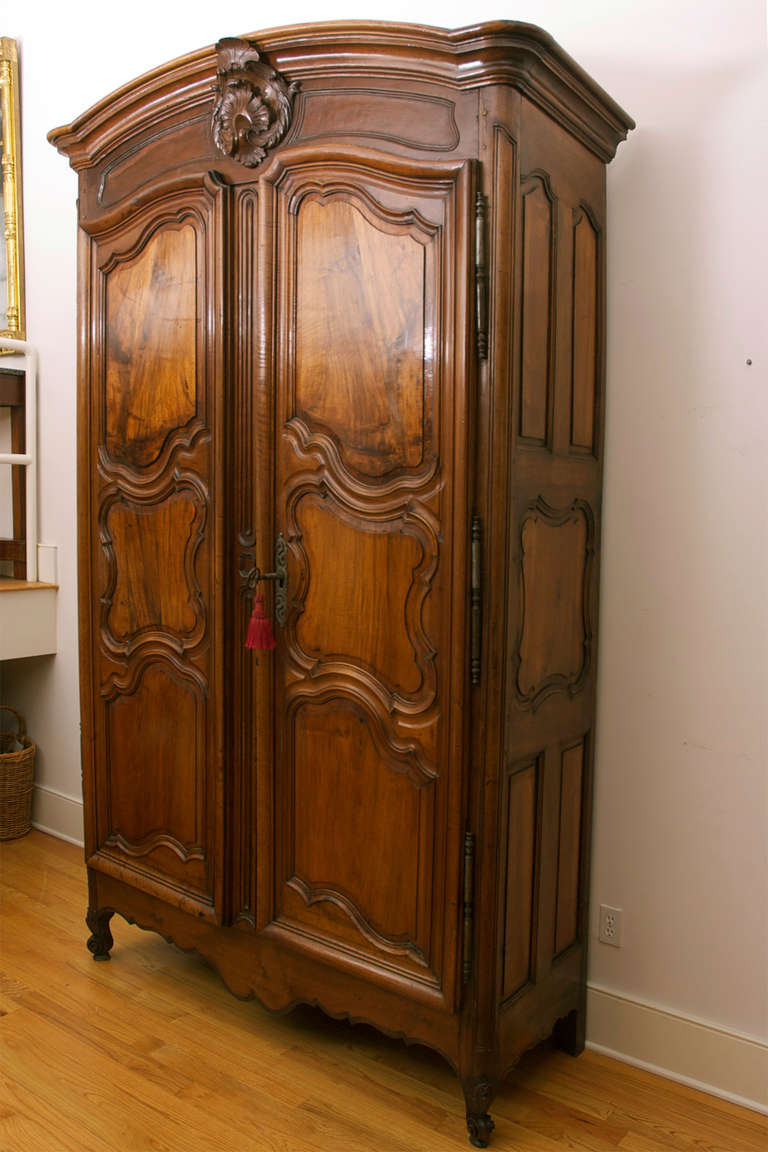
[{"left": 50, "top": 23, "right": 632, "bottom": 1145}]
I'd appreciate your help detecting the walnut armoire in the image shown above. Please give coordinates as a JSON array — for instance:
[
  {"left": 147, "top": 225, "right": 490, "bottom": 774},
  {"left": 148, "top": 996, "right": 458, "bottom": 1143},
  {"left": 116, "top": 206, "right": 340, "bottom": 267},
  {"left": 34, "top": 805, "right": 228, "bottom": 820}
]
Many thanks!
[{"left": 50, "top": 22, "right": 633, "bottom": 1145}]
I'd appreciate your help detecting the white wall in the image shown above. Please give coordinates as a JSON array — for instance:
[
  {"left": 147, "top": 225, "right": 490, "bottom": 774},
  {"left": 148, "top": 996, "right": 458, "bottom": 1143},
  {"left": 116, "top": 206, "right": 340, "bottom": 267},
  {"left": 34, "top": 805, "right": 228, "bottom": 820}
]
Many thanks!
[{"left": 4, "top": 0, "right": 766, "bottom": 1109}]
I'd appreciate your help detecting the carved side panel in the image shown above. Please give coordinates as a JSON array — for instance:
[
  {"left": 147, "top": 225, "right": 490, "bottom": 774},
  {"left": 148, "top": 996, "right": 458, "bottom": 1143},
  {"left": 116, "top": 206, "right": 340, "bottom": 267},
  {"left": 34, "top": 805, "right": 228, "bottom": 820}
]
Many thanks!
[
  {"left": 499, "top": 99, "right": 607, "bottom": 1041},
  {"left": 266, "top": 152, "right": 472, "bottom": 1004},
  {"left": 500, "top": 756, "right": 541, "bottom": 1001},
  {"left": 519, "top": 173, "right": 556, "bottom": 447},
  {"left": 104, "top": 223, "right": 198, "bottom": 470},
  {"left": 571, "top": 207, "right": 600, "bottom": 453},
  {"left": 515, "top": 498, "right": 594, "bottom": 709},
  {"left": 554, "top": 738, "right": 586, "bottom": 956}
]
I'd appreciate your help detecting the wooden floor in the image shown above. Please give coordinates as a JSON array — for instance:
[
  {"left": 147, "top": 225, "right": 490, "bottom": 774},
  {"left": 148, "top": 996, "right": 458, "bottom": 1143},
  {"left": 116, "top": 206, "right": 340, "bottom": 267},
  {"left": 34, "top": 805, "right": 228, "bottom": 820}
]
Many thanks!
[{"left": 1, "top": 831, "right": 766, "bottom": 1152}]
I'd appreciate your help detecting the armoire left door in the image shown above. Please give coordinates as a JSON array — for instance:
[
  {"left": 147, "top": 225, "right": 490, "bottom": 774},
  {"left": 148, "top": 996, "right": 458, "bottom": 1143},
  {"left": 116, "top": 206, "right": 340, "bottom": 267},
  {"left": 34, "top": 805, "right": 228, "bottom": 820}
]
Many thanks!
[{"left": 80, "top": 172, "right": 228, "bottom": 922}]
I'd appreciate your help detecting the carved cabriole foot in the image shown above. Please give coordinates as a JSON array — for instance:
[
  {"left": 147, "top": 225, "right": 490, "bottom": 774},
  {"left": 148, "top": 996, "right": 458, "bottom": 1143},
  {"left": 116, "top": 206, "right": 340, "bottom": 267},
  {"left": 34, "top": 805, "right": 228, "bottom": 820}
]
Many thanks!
[
  {"left": 463, "top": 1077, "right": 496, "bottom": 1148},
  {"left": 86, "top": 907, "right": 114, "bottom": 961},
  {"left": 467, "top": 1112, "right": 495, "bottom": 1149}
]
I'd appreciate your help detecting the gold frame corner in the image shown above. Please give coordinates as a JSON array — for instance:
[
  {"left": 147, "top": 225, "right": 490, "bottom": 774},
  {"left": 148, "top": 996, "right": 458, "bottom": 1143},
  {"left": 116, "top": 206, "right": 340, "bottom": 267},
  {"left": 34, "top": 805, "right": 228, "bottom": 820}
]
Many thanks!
[{"left": 0, "top": 36, "right": 25, "bottom": 344}]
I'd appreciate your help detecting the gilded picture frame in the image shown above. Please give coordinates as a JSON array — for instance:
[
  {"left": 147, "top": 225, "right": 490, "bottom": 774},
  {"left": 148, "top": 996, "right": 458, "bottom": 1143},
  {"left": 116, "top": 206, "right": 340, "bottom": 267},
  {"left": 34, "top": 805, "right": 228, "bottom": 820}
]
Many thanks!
[{"left": 0, "top": 38, "right": 25, "bottom": 342}]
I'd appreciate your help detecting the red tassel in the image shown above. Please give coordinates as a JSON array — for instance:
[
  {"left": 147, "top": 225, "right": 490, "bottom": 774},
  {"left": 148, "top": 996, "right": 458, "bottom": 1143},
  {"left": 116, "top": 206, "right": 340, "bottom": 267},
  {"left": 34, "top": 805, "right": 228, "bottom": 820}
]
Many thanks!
[{"left": 245, "top": 593, "right": 276, "bottom": 651}]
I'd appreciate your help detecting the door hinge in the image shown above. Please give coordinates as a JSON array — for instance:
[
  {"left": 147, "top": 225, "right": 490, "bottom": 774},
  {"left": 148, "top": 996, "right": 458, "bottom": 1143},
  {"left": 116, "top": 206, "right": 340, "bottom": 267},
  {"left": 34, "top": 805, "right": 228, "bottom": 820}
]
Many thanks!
[
  {"left": 475, "top": 190, "right": 488, "bottom": 360},
  {"left": 462, "top": 830, "right": 475, "bottom": 984},
  {"left": 470, "top": 514, "right": 482, "bottom": 685}
]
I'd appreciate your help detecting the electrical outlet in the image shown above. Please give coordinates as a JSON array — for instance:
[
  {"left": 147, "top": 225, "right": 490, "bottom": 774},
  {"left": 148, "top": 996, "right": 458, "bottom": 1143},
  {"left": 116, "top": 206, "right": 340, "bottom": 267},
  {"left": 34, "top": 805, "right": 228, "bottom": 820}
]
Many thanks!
[{"left": 598, "top": 904, "right": 623, "bottom": 947}]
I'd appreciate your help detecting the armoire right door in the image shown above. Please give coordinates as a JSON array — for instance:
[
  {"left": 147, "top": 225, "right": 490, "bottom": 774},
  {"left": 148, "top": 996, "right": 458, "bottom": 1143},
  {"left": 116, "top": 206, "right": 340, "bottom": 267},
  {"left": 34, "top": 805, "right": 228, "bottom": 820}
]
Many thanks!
[{"left": 253, "top": 147, "right": 476, "bottom": 1014}]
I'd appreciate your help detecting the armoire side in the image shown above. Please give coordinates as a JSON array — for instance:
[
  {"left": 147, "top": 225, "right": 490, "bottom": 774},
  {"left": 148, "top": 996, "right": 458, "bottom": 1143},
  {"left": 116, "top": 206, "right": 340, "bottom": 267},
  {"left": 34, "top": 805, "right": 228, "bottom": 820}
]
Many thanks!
[{"left": 50, "top": 22, "right": 632, "bottom": 1146}]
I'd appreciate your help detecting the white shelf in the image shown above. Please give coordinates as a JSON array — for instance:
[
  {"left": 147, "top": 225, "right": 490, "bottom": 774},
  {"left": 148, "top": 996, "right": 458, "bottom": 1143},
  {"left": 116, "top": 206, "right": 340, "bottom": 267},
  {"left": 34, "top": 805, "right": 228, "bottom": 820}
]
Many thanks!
[{"left": 0, "top": 580, "right": 57, "bottom": 659}]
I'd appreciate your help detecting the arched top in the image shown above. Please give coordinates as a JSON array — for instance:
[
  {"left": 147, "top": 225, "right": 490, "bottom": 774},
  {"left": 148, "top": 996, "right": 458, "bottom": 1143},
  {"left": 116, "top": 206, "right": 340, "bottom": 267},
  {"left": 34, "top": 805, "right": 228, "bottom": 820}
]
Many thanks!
[{"left": 48, "top": 21, "right": 634, "bottom": 168}]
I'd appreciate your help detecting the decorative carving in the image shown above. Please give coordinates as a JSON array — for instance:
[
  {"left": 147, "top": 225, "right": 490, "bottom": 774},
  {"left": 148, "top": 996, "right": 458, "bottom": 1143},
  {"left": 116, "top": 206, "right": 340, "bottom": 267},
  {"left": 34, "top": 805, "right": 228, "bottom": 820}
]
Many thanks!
[
  {"left": 98, "top": 471, "right": 208, "bottom": 657},
  {"left": 96, "top": 422, "right": 209, "bottom": 491},
  {"left": 49, "top": 24, "right": 634, "bottom": 171},
  {"left": 212, "top": 38, "right": 298, "bottom": 167},
  {"left": 287, "top": 690, "right": 437, "bottom": 789},
  {"left": 463, "top": 1078, "right": 496, "bottom": 1149},
  {"left": 467, "top": 1113, "right": 495, "bottom": 1150},
  {"left": 284, "top": 484, "right": 439, "bottom": 713},
  {"left": 103, "top": 830, "right": 205, "bottom": 864},
  {"left": 284, "top": 416, "right": 439, "bottom": 498},
  {"left": 100, "top": 647, "right": 208, "bottom": 699},
  {"left": 288, "top": 875, "right": 428, "bottom": 967},
  {"left": 89, "top": 903, "right": 458, "bottom": 1070},
  {"left": 86, "top": 906, "right": 114, "bottom": 961},
  {"left": 280, "top": 173, "right": 442, "bottom": 234},
  {"left": 465, "top": 1076, "right": 493, "bottom": 1113}
]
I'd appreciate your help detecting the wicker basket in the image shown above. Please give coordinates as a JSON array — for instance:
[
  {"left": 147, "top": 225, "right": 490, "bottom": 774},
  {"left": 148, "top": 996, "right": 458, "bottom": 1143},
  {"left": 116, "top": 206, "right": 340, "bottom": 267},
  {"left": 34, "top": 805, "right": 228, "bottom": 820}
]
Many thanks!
[{"left": 0, "top": 706, "right": 36, "bottom": 840}]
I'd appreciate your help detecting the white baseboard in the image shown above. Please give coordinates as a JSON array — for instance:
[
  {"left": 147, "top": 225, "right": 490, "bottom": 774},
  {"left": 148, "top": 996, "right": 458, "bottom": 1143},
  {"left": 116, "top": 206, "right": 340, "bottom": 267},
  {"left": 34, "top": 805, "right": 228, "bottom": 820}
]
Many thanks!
[
  {"left": 32, "top": 783, "right": 84, "bottom": 847},
  {"left": 586, "top": 983, "right": 768, "bottom": 1115}
]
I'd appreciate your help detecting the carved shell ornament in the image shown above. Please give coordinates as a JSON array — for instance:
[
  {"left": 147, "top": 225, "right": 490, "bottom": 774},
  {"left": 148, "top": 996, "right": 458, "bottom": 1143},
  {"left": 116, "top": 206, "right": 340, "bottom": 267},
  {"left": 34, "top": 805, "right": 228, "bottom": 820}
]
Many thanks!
[{"left": 212, "top": 37, "right": 299, "bottom": 167}]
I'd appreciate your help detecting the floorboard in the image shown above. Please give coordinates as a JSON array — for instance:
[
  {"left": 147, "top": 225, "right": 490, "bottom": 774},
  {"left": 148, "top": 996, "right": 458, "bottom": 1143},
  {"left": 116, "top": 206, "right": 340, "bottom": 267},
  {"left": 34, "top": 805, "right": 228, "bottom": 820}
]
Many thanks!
[{"left": 1, "top": 831, "right": 765, "bottom": 1151}]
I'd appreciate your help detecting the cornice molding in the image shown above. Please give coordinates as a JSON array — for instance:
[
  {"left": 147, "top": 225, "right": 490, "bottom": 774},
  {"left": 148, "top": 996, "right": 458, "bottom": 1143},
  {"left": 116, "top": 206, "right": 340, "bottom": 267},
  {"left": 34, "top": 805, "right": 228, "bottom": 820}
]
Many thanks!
[{"left": 49, "top": 21, "right": 634, "bottom": 169}]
